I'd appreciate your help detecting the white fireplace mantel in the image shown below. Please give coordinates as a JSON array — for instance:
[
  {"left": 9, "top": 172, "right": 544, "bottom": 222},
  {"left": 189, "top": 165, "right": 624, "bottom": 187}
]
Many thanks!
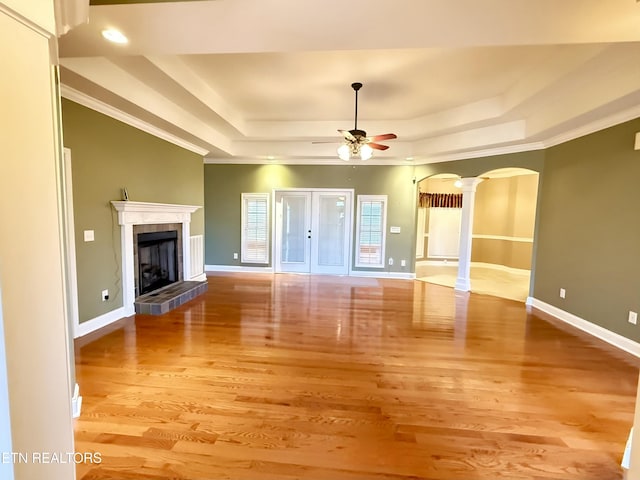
[
  {"left": 111, "top": 201, "right": 202, "bottom": 315},
  {"left": 111, "top": 201, "right": 200, "bottom": 225}
]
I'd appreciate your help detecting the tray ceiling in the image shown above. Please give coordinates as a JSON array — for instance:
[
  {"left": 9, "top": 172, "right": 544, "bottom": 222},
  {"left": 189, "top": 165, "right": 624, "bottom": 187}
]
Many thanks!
[{"left": 59, "top": 0, "right": 640, "bottom": 165}]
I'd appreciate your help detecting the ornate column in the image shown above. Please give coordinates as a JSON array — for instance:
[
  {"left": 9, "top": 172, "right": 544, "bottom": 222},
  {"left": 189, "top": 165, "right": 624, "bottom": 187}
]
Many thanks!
[{"left": 455, "top": 177, "right": 482, "bottom": 292}]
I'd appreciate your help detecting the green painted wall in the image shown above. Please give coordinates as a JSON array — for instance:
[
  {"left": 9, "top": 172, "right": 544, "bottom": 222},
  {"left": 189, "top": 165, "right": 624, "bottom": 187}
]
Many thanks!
[
  {"left": 204, "top": 164, "right": 417, "bottom": 273},
  {"left": 414, "top": 150, "right": 545, "bottom": 181},
  {"left": 61, "top": 100, "right": 640, "bottom": 346},
  {"left": 61, "top": 99, "right": 204, "bottom": 323},
  {"left": 533, "top": 118, "right": 640, "bottom": 341}
]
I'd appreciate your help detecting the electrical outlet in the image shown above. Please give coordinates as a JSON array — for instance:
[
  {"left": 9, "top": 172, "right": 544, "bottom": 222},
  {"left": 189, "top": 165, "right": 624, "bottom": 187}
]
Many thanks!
[
  {"left": 233, "top": 252, "right": 238, "bottom": 260},
  {"left": 401, "top": 259, "right": 406, "bottom": 267},
  {"left": 101, "top": 289, "right": 109, "bottom": 302},
  {"left": 388, "top": 257, "right": 394, "bottom": 266},
  {"left": 629, "top": 311, "right": 637, "bottom": 325},
  {"left": 559, "top": 288, "right": 566, "bottom": 299}
]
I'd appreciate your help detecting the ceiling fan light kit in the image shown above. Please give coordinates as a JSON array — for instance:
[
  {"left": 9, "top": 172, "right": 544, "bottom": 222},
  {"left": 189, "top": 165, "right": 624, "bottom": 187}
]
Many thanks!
[
  {"left": 315, "top": 82, "right": 397, "bottom": 161},
  {"left": 360, "top": 144, "right": 373, "bottom": 160},
  {"left": 338, "top": 142, "right": 373, "bottom": 161},
  {"left": 337, "top": 144, "right": 351, "bottom": 161}
]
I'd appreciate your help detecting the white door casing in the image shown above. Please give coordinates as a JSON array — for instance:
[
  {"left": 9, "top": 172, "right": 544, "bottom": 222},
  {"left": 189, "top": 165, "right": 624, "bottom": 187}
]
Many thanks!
[{"left": 274, "top": 189, "right": 353, "bottom": 275}]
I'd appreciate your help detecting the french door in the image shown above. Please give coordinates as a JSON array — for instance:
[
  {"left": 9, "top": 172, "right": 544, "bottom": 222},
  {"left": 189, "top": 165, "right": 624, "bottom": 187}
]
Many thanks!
[{"left": 274, "top": 189, "right": 352, "bottom": 275}]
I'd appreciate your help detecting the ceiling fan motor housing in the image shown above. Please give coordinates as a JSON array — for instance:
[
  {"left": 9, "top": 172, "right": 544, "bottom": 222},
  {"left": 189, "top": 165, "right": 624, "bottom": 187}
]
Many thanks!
[{"left": 350, "top": 129, "right": 367, "bottom": 140}]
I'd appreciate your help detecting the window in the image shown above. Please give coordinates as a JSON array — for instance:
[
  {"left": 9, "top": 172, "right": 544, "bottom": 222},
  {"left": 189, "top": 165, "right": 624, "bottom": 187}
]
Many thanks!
[
  {"left": 241, "top": 193, "right": 269, "bottom": 264},
  {"left": 427, "top": 207, "right": 461, "bottom": 259},
  {"left": 355, "top": 195, "right": 387, "bottom": 268}
]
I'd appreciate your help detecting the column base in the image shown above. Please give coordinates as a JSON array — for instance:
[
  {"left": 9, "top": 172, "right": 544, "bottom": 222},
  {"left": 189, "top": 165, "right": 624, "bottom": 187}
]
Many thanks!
[{"left": 455, "top": 277, "right": 471, "bottom": 291}]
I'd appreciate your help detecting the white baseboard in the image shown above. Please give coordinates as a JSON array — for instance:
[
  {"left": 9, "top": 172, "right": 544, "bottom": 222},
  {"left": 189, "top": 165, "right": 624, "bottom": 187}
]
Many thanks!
[
  {"left": 416, "top": 259, "right": 530, "bottom": 276},
  {"left": 205, "top": 264, "right": 274, "bottom": 273},
  {"left": 350, "top": 271, "right": 415, "bottom": 280},
  {"left": 75, "top": 306, "right": 127, "bottom": 339},
  {"left": 190, "top": 273, "right": 207, "bottom": 282},
  {"left": 416, "top": 259, "right": 459, "bottom": 267},
  {"left": 205, "top": 265, "right": 413, "bottom": 279},
  {"left": 71, "top": 383, "right": 82, "bottom": 418},
  {"left": 529, "top": 298, "right": 640, "bottom": 358},
  {"left": 471, "top": 262, "right": 530, "bottom": 276}
]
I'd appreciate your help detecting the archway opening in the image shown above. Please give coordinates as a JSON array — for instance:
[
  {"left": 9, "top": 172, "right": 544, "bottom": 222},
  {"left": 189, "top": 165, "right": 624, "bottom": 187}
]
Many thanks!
[
  {"left": 470, "top": 167, "right": 539, "bottom": 301},
  {"left": 415, "top": 173, "right": 462, "bottom": 284},
  {"left": 415, "top": 168, "right": 539, "bottom": 303}
]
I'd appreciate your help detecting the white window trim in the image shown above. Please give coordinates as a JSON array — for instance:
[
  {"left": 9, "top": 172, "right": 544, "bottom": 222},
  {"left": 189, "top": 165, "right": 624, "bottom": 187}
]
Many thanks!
[
  {"left": 241, "top": 193, "right": 269, "bottom": 264},
  {"left": 355, "top": 195, "right": 387, "bottom": 268}
]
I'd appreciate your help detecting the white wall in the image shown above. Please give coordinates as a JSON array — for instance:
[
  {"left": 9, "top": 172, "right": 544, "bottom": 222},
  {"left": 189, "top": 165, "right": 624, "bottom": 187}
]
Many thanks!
[
  {"left": 0, "top": 3, "right": 75, "bottom": 479},
  {"left": 0, "top": 0, "right": 55, "bottom": 32},
  {"left": 0, "top": 285, "right": 14, "bottom": 480}
]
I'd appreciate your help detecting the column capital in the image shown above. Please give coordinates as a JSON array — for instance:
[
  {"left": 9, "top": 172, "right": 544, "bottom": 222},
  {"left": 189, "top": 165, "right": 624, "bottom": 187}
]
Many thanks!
[{"left": 459, "top": 177, "right": 483, "bottom": 192}]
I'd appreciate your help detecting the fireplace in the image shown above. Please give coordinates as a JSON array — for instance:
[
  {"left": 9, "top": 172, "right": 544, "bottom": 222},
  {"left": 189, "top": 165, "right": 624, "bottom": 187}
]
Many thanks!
[
  {"left": 111, "top": 201, "right": 203, "bottom": 316},
  {"left": 137, "top": 230, "right": 178, "bottom": 295},
  {"left": 133, "top": 222, "right": 183, "bottom": 297}
]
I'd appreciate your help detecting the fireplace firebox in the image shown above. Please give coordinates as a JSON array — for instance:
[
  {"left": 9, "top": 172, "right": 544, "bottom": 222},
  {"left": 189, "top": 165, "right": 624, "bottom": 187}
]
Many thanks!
[{"left": 137, "top": 230, "right": 178, "bottom": 295}]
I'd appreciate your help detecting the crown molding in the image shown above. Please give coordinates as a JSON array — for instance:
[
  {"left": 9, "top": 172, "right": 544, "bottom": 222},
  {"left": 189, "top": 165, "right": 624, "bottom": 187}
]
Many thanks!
[
  {"left": 203, "top": 157, "right": 417, "bottom": 166},
  {"left": 414, "top": 142, "right": 546, "bottom": 165},
  {"left": 60, "top": 85, "right": 209, "bottom": 156},
  {"left": 542, "top": 104, "right": 640, "bottom": 149},
  {"left": 62, "top": 86, "right": 640, "bottom": 166},
  {"left": 0, "top": 3, "right": 54, "bottom": 38}
]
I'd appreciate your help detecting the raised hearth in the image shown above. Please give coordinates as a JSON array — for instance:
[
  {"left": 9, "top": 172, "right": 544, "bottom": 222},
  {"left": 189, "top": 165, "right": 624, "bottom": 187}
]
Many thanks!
[{"left": 135, "top": 280, "right": 208, "bottom": 315}]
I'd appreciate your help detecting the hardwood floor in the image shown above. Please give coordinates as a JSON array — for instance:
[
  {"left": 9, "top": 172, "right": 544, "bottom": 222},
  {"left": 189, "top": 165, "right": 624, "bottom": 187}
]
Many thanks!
[{"left": 74, "top": 273, "right": 639, "bottom": 479}]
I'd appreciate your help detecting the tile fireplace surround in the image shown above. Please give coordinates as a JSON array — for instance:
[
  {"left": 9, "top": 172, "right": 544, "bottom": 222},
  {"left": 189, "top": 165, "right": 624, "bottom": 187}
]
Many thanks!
[{"left": 111, "top": 201, "right": 204, "bottom": 316}]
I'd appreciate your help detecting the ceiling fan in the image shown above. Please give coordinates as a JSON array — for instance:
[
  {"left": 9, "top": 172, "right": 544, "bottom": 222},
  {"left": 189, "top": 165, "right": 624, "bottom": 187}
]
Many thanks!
[{"left": 315, "top": 82, "right": 397, "bottom": 161}]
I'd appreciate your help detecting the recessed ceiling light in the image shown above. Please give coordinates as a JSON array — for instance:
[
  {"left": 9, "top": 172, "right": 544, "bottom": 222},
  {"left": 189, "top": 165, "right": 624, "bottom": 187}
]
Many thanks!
[
  {"left": 405, "top": 157, "right": 414, "bottom": 161},
  {"left": 266, "top": 156, "right": 275, "bottom": 160},
  {"left": 101, "top": 29, "right": 128, "bottom": 44}
]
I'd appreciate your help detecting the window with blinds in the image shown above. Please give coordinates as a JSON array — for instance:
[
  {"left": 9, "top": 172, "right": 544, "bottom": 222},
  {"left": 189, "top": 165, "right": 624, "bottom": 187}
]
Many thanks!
[
  {"left": 241, "top": 193, "right": 269, "bottom": 264},
  {"left": 355, "top": 195, "right": 387, "bottom": 268}
]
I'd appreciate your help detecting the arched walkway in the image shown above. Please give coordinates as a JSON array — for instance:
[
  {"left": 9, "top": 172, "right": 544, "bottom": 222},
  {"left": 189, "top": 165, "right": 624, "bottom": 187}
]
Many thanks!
[{"left": 415, "top": 168, "right": 539, "bottom": 302}]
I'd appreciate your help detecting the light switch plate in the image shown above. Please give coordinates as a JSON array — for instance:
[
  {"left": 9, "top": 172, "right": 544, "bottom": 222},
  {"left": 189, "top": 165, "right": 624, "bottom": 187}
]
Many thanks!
[{"left": 84, "top": 230, "right": 95, "bottom": 242}]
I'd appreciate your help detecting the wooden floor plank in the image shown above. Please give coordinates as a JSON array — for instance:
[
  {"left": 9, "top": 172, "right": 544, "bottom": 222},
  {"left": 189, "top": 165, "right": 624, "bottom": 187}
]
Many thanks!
[{"left": 74, "top": 273, "right": 639, "bottom": 479}]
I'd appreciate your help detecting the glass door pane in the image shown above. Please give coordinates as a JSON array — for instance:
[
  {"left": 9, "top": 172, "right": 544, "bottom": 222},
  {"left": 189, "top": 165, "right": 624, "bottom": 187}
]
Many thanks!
[
  {"left": 281, "top": 196, "right": 306, "bottom": 263},
  {"left": 275, "top": 190, "right": 352, "bottom": 275},
  {"left": 275, "top": 192, "right": 311, "bottom": 273},
  {"left": 311, "top": 192, "right": 351, "bottom": 275},
  {"left": 316, "top": 195, "right": 345, "bottom": 266}
]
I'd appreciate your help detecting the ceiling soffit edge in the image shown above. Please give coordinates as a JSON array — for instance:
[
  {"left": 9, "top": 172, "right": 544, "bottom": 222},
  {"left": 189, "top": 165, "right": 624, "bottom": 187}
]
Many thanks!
[{"left": 55, "top": 0, "right": 89, "bottom": 36}]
